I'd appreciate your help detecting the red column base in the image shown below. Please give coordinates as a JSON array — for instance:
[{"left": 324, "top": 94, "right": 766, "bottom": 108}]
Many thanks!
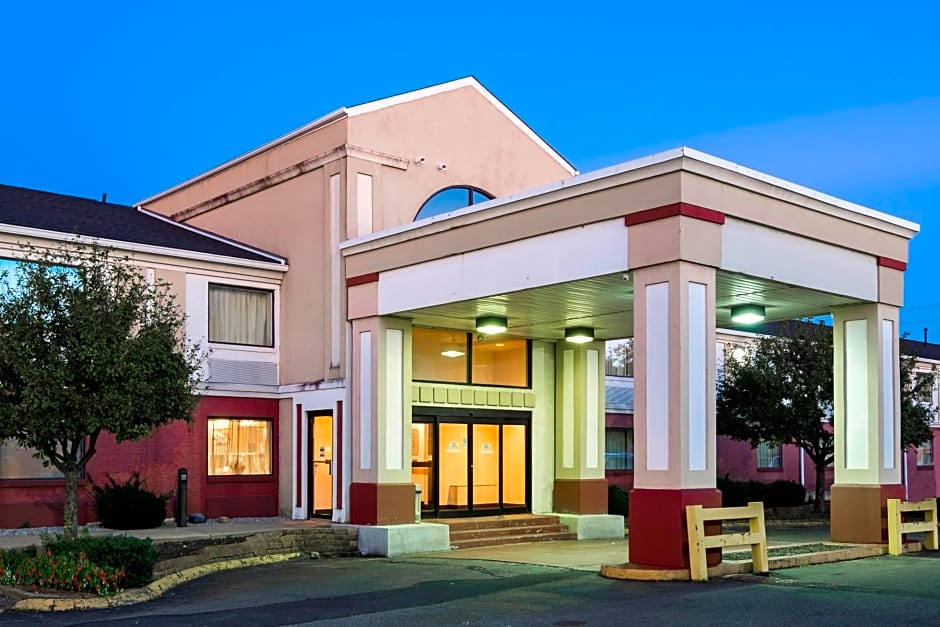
[
  {"left": 830, "top": 484, "right": 904, "bottom": 544},
  {"left": 349, "top": 483, "right": 416, "bottom": 526},
  {"left": 628, "top": 488, "right": 722, "bottom": 569}
]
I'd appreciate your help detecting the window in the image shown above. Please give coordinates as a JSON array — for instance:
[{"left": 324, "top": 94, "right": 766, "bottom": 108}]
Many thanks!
[
  {"left": 208, "top": 284, "right": 274, "bottom": 347},
  {"left": 605, "top": 339, "right": 634, "bottom": 377},
  {"left": 605, "top": 428, "right": 634, "bottom": 470},
  {"left": 0, "top": 441, "right": 83, "bottom": 480},
  {"left": 208, "top": 418, "right": 273, "bottom": 476},
  {"left": 412, "top": 327, "right": 529, "bottom": 388},
  {"left": 757, "top": 441, "right": 782, "bottom": 470},
  {"left": 0, "top": 441, "right": 62, "bottom": 480},
  {"left": 915, "top": 373, "right": 935, "bottom": 404},
  {"left": 415, "top": 186, "right": 493, "bottom": 221},
  {"left": 917, "top": 439, "right": 934, "bottom": 467}
]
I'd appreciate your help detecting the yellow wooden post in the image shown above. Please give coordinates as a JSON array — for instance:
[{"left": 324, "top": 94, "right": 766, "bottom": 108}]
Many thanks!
[
  {"left": 887, "top": 498, "right": 903, "bottom": 556},
  {"left": 925, "top": 499, "right": 939, "bottom": 551},
  {"left": 686, "top": 505, "right": 708, "bottom": 582},
  {"left": 747, "top": 502, "right": 769, "bottom": 574}
]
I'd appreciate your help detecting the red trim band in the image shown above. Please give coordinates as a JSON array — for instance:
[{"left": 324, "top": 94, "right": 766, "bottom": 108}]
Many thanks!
[
  {"left": 295, "top": 404, "right": 303, "bottom": 509},
  {"left": 346, "top": 272, "right": 380, "bottom": 287},
  {"left": 625, "top": 202, "right": 725, "bottom": 226},
  {"left": 877, "top": 256, "right": 907, "bottom": 271},
  {"left": 335, "top": 400, "right": 344, "bottom": 510}
]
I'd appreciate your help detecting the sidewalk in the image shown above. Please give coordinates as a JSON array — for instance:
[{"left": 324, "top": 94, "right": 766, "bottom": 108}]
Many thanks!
[
  {"left": 420, "top": 525, "right": 833, "bottom": 571},
  {"left": 0, "top": 518, "right": 332, "bottom": 551}
]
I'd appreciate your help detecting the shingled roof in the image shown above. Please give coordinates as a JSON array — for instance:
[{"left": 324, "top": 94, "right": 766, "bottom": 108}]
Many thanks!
[{"left": 0, "top": 183, "right": 285, "bottom": 264}]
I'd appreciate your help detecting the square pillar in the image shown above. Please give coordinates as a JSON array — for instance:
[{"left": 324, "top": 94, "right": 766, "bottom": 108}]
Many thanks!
[
  {"left": 629, "top": 261, "right": 719, "bottom": 569},
  {"left": 553, "top": 341, "right": 607, "bottom": 514},
  {"left": 831, "top": 303, "right": 902, "bottom": 543},
  {"left": 348, "top": 315, "right": 415, "bottom": 525}
]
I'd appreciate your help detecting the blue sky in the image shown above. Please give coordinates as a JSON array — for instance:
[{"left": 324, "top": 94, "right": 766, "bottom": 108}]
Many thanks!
[{"left": 2, "top": 1, "right": 939, "bottom": 336}]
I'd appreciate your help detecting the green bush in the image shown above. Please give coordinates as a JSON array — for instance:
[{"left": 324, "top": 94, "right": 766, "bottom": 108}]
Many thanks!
[
  {"left": 44, "top": 535, "right": 158, "bottom": 588},
  {"left": 91, "top": 471, "right": 169, "bottom": 530},
  {"left": 763, "top": 480, "right": 808, "bottom": 507},
  {"left": 0, "top": 550, "right": 124, "bottom": 596},
  {"left": 608, "top": 485, "right": 630, "bottom": 517},
  {"left": 0, "top": 547, "right": 33, "bottom": 574},
  {"left": 718, "top": 476, "right": 807, "bottom": 508}
]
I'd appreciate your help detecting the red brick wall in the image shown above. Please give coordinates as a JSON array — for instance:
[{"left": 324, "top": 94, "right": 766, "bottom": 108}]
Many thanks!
[{"left": 0, "top": 395, "right": 279, "bottom": 528}]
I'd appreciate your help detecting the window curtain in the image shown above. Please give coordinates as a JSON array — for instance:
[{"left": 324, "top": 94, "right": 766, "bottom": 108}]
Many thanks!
[
  {"left": 209, "top": 285, "right": 273, "bottom": 346},
  {"left": 208, "top": 419, "right": 272, "bottom": 475}
]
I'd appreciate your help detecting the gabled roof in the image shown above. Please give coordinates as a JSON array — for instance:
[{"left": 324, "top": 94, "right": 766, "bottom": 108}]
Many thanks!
[
  {"left": 0, "top": 183, "right": 286, "bottom": 265},
  {"left": 138, "top": 76, "right": 576, "bottom": 205}
]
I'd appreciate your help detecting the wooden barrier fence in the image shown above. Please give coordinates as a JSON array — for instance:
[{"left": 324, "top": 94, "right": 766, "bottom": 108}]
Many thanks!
[
  {"left": 685, "top": 501, "right": 769, "bottom": 582},
  {"left": 886, "top": 498, "right": 938, "bottom": 556}
]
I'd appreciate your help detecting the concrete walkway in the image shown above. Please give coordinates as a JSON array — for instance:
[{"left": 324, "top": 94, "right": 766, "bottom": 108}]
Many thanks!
[{"left": 419, "top": 525, "right": 833, "bottom": 571}]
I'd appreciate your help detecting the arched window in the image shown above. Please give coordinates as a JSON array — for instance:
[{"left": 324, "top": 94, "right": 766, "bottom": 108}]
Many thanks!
[{"left": 415, "top": 186, "right": 494, "bottom": 221}]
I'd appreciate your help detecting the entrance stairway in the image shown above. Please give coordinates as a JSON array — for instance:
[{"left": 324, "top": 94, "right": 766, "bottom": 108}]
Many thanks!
[{"left": 437, "top": 514, "right": 577, "bottom": 549}]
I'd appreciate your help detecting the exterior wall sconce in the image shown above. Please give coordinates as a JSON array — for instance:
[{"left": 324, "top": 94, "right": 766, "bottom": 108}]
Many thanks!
[
  {"left": 730, "top": 304, "right": 766, "bottom": 325},
  {"left": 565, "top": 326, "right": 595, "bottom": 344},
  {"left": 475, "top": 316, "right": 507, "bottom": 335}
]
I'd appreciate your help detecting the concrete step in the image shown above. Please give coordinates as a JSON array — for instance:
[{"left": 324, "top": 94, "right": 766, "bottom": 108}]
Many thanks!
[
  {"left": 448, "top": 524, "right": 573, "bottom": 542},
  {"left": 439, "top": 515, "right": 562, "bottom": 532},
  {"left": 451, "top": 531, "right": 578, "bottom": 549}
]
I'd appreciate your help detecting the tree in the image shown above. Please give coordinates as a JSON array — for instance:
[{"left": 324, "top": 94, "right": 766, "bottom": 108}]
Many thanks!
[
  {"left": 717, "top": 321, "right": 936, "bottom": 512},
  {"left": 0, "top": 243, "right": 202, "bottom": 538}
]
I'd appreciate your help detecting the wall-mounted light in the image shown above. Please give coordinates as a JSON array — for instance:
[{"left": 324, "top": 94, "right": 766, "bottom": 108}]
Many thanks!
[
  {"left": 730, "top": 304, "right": 766, "bottom": 325},
  {"left": 441, "top": 350, "right": 465, "bottom": 358},
  {"left": 475, "top": 316, "right": 507, "bottom": 335},
  {"left": 565, "top": 326, "right": 595, "bottom": 344}
]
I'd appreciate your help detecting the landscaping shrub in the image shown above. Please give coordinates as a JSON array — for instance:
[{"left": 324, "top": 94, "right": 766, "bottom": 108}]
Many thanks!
[
  {"left": 718, "top": 476, "right": 807, "bottom": 508},
  {"left": 0, "top": 549, "right": 124, "bottom": 596},
  {"left": 763, "top": 480, "right": 807, "bottom": 507},
  {"left": 608, "top": 485, "right": 630, "bottom": 517},
  {"left": 91, "top": 471, "right": 169, "bottom": 530},
  {"left": 44, "top": 535, "right": 158, "bottom": 588}
]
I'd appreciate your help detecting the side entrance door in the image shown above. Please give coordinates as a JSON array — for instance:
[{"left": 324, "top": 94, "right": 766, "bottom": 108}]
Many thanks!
[{"left": 308, "top": 412, "right": 333, "bottom": 518}]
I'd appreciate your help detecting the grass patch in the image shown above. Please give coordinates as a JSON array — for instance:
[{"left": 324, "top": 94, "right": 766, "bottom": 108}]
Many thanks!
[{"left": 724, "top": 543, "right": 838, "bottom": 561}]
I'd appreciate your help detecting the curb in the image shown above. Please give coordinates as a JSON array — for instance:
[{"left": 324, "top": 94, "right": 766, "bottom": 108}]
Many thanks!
[
  {"left": 11, "top": 552, "right": 302, "bottom": 612},
  {"left": 600, "top": 541, "right": 923, "bottom": 582}
]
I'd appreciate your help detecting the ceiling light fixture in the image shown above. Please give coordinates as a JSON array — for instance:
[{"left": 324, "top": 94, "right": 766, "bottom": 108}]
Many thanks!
[
  {"left": 441, "top": 350, "right": 465, "bottom": 358},
  {"left": 475, "top": 315, "right": 507, "bottom": 335},
  {"left": 565, "top": 326, "right": 595, "bottom": 344},
  {"left": 730, "top": 304, "right": 766, "bottom": 325}
]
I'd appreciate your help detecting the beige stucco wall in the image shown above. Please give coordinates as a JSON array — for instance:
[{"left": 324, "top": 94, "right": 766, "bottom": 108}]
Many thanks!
[
  {"left": 139, "top": 85, "right": 576, "bottom": 385},
  {"left": 145, "top": 118, "right": 349, "bottom": 220},
  {"left": 348, "top": 85, "right": 572, "bottom": 226},
  {"left": 180, "top": 171, "right": 333, "bottom": 384}
]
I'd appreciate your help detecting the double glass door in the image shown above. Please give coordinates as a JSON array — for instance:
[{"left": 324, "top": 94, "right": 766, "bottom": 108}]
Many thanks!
[{"left": 412, "top": 410, "right": 529, "bottom": 517}]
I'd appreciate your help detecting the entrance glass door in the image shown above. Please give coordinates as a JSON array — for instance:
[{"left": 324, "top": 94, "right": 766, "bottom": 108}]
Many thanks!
[
  {"left": 438, "top": 423, "right": 468, "bottom": 509},
  {"left": 412, "top": 410, "right": 530, "bottom": 517},
  {"left": 308, "top": 413, "right": 333, "bottom": 518}
]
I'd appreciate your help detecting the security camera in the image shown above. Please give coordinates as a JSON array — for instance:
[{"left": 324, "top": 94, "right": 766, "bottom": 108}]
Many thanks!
[
  {"left": 437, "top": 163, "right": 448, "bottom": 172},
  {"left": 415, "top": 155, "right": 427, "bottom": 165}
]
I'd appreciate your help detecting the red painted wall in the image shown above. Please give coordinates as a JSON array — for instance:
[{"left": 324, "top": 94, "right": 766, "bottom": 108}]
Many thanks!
[
  {"left": 0, "top": 396, "right": 279, "bottom": 528},
  {"left": 605, "top": 413, "right": 939, "bottom": 503}
]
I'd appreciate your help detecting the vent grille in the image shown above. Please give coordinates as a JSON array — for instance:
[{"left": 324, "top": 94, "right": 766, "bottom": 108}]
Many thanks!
[{"left": 208, "top": 359, "right": 278, "bottom": 386}]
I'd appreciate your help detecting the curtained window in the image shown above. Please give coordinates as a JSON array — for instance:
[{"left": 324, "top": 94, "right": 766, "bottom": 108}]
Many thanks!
[
  {"left": 757, "top": 441, "right": 782, "bottom": 469},
  {"left": 208, "top": 284, "right": 274, "bottom": 347},
  {"left": 605, "top": 428, "right": 634, "bottom": 470},
  {"left": 917, "top": 439, "right": 934, "bottom": 467},
  {"left": 207, "top": 418, "right": 273, "bottom": 476}
]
